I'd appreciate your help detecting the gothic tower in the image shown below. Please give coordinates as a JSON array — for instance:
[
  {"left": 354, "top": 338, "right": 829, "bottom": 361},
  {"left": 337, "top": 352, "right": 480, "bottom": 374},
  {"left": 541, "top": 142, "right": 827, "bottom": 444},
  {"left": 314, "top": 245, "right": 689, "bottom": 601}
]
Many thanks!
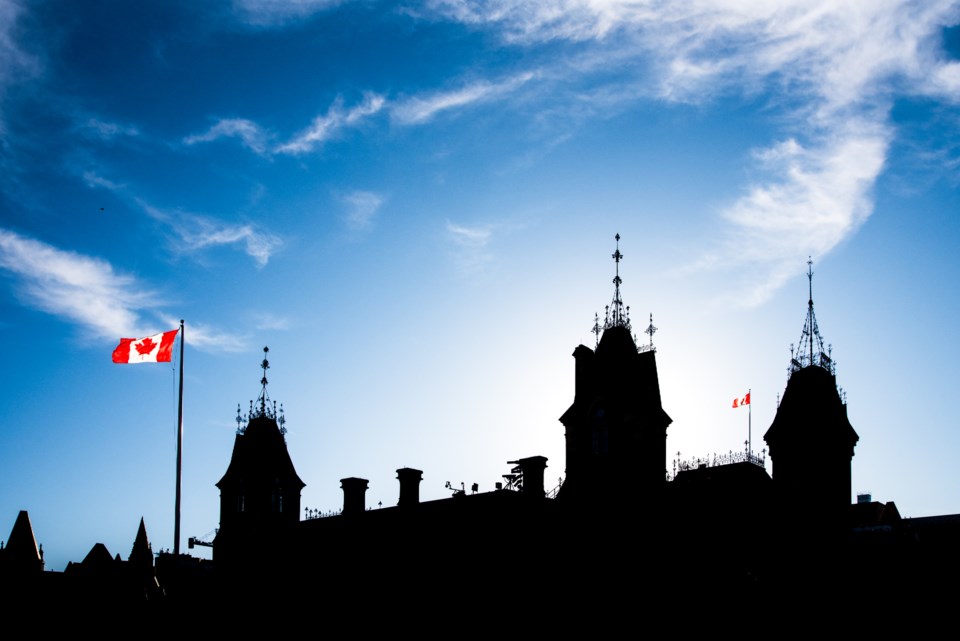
[
  {"left": 558, "top": 235, "right": 672, "bottom": 505},
  {"left": 764, "top": 260, "right": 859, "bottom": 541},
  {"left": 214, "top": 347, "right": 305, "bottom": 575}
]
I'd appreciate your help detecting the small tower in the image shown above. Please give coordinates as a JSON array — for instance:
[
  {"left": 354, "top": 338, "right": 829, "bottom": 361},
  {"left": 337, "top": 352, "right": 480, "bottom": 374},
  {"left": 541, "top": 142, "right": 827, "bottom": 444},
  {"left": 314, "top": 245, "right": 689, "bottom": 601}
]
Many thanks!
[
  {"left": 0, "top": 510, "right": 44, "bottom": 576},
  {"left": 764, "top": 260, "right": 859, "bottom": 542},
  {"left": 558, "top": 235, "right": 672, "bottom": 504},
  {"left": 214, "top": 347, "right": 305, "bottom": 575},
  {"left": 128, "top": 517, "right": 153, "bottom": 571}
]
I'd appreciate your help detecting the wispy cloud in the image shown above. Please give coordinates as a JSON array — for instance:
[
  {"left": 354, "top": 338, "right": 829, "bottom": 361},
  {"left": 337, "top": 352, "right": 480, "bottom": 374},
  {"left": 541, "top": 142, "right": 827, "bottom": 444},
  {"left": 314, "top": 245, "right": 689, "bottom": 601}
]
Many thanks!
[
  {"left": 159, "top": 314, "right": 247, "bottom": 352},
  {"left": 0, "top": 0, "right": 40, "bottom": 133},
  {"left": 340, "top": 190, "right": 385, "bottom": 231},
  {"left": 716, "top": 119, "right": 890, "bottom": 305},
  {"left": 392, "top": 72, "right": 537, "bottom": 125},
  {"left": 81, "top": 117, "right": 140, "bottom": 140},
  {"left": 138, "top": 199, "right": 282, "bottom": 268},
  {"left": 186, "top": 74, "right": 539, "bottom": 156},
  {"left": 251, "top": 311, "right": 290, "bottom": 331},
  {"left": 183, "top": 118, "right": 270, "bottom": 155},
  {"left": 232, "top": 0, "right": 343, "bottom": 27},
  {"left": 427, "top": 1, "right": 960, "bottom": 301},
  {"left": 275, "top": 93, "right": 385, "bottom": 155},
  {"left": 0, "top": 228, "right": 255, "bottom": 351},
  {"left": 0, "top": 227, "right": 152, "bottom": 339},
  {"left": 83, "top": 171, "right": 123, "bottom": 191},
  {"left": 446, "top": 221, "right": 494, "bottom": 273},
  {"left": 82, "top": 175, "right": 283, "bottom": 268}
]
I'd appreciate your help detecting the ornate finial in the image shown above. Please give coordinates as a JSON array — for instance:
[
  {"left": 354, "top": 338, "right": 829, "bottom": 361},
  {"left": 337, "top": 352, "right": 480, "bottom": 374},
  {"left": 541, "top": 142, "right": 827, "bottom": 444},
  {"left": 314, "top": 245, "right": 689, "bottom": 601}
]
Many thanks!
[
  {"left": 241, "top": 346, "right": 283, "bottom": 424},
  {"left": 592, "top": 313, "right": 602, "bottom": 349},
  {"left": 602, "top": 233, "right": 631, "bottom": 332},
  {"left": 259, "top": 346, "right": 270, "bottom": 415},
  {"left": 235, "top": 404, "right": 245, "bottom": 434},
  {"left": 789, "top": 258, "right": 834, "bottom": 376},
  {"left": 644, "top": 313, "right": 657, "bottom": 351}
]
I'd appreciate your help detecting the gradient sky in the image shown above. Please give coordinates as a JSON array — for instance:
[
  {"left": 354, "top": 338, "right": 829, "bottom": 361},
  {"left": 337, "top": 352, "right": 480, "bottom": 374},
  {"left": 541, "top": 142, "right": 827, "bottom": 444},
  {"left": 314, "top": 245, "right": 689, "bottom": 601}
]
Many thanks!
[{"left": 2, "top": 1, "right": 960, "bottom": 571}]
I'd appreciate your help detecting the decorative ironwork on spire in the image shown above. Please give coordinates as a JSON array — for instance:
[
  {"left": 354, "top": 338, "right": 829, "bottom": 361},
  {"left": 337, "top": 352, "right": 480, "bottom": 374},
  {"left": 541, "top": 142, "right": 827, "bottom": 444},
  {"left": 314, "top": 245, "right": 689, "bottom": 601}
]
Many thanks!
[
  {"left": 234, "top": 346, "right": 286, "bottom": 435},
  {"left": 640, "top": 313, "right": 657, "bottom": 353},
  {"left": 591, "top": 234, "right": 660, "bottom": 352},
  {"left": 789, "top": 258, "right": 835, "bottom": 376},
  {"left": 256, "top": 346, "right": 271, "bottom": 416},
  {"left": 603, "top": 234, "right": 631, "bottom": 332}
]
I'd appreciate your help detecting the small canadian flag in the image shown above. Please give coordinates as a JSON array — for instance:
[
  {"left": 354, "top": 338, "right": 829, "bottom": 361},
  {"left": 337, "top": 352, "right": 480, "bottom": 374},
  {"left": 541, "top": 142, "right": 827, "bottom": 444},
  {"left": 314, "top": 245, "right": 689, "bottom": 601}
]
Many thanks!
[
  {"left": 732, "top": 392, "right": 751, "bottom": 408},
  {"left": 112, "top": 329, "right": 179, "bottom": 364}
]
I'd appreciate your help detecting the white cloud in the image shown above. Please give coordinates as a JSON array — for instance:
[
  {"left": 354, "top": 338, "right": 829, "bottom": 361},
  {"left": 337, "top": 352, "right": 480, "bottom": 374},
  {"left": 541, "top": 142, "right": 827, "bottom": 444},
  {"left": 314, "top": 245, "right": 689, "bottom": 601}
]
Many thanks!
[
  {"left": 427, "top": 1, "right": 960, "bottom": 301},
  {"left": 83, "top": 171, "right": 123, "bottom": 191},
  {"left": 429, "top": 2, "right": 960, "bottom": 110},
  {"left": 183, "top": 118, "right": 270, "bottom": 154},
  {"left": 392, "top": 72, "right": 537, "bottom": 125},
  {"left": 446, "top": 221, "right": 495, "bottom": 273},
  {"left": 139, "top": 200, "right": 282, "bottom": 268},
  {"left": 447, "top": 222, "right": 492, "bottom": 247},
  {"left": 232, "top": 0, "right": 343, "bottom": 26},
  {"left": 159, "top": 314, "right": 248, "bottom": 352},
  {"left": 79, "top": 177, "right": 284, "bottom": 269},
  {"left": 928, "top": 60, "right": 960, "bottom": 99},
  {"left": 275, "top": 93, "right": 385, "bottom": 155},
  {"left": 341, "top": 190, "right": 385, "bottom": 231},
  {"left": 82, "top": 117, "right": 140, "bottom": 140},
  {"left": 0, "top": 227, "right": 152, "bottom": 339},
  {"left": 717, "top": 119, "right": 890, "bottom": 305},
  {"left": 251, "top": 312, "right": 290, "bottom": 331},
  {"left": 0, "top": 0, "right": 40, "bottom": 133},
  {"left": 0, "top": 228, "right": 255, "bottom": 352}
]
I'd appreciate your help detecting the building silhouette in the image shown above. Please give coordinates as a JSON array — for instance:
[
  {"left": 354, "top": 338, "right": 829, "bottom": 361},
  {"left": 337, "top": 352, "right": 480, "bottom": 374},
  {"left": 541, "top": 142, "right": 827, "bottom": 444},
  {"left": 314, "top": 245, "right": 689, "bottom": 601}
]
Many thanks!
[{"left": 3, "top": 237, "right": 959, "bottom": 611}]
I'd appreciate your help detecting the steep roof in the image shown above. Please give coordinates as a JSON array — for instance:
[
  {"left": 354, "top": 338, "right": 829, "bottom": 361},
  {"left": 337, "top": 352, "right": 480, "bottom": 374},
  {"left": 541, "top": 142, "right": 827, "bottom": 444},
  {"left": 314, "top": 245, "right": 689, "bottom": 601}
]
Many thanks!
[
  {"left": 129, "top": 517, "right": 153, "bottom": 568},
  {"left": 764, "top": 365, "right": 859, "bottom": 448},
  {"left": 1, "top": 510, "right": 42, "bottom": 572},
  {"left": 217, "top": 415, "right": 305, "bottom": 490}
]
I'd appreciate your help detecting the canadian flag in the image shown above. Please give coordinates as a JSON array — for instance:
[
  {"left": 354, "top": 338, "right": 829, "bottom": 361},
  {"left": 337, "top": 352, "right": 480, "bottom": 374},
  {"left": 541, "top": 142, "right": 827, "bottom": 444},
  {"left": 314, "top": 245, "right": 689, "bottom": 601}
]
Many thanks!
[
  {"left": 112, "top": 329, "right": 179, "bottom": 364},
  {"left": 732, "top": 392, "right": 751, "bottom": 408}
]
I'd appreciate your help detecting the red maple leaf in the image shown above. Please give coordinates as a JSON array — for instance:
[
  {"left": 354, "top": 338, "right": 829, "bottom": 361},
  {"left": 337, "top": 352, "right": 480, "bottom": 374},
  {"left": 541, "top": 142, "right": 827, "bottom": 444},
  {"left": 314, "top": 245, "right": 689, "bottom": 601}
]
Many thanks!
[{"left": 135, "top": 337, "right": 157, "bottom": 356}]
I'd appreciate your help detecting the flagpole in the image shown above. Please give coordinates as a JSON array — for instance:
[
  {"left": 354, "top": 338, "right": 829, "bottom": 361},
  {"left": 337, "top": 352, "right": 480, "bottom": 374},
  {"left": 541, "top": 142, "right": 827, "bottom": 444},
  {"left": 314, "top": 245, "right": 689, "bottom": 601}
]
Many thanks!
[
  {"left": 748, "top": 388, "right": 752, "bottom": 456},
  {"left": 174, "top": 319, "right": 184, "bottom": 557}
]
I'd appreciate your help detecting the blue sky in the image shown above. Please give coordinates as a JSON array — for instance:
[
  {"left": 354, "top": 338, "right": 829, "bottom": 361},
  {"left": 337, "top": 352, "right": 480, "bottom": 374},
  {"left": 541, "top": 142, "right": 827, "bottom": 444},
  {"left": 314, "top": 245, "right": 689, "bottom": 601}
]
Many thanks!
[{"left": 2, "top": 0, "right": 960, "bottom": 571}]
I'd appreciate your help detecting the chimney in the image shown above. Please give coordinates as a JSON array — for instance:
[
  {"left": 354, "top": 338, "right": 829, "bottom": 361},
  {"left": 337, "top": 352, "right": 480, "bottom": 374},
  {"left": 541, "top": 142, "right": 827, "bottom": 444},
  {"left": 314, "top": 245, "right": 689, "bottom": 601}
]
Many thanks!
[
  {"left": 340, "top": 477, "right": 369, "bottom": 515},
  {"left": 396, "top": 468, "right": 423, "bottom": 507},
  {"left": 512, "top": 456, "right": 548, "bottom": 499}
]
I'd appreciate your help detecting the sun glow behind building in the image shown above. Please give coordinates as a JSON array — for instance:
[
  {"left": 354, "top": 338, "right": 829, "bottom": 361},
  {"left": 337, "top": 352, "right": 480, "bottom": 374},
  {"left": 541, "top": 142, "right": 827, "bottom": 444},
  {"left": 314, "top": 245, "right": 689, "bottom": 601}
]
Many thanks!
[{"left": 1, "top": 1, "right": 960, "bottom": 572}]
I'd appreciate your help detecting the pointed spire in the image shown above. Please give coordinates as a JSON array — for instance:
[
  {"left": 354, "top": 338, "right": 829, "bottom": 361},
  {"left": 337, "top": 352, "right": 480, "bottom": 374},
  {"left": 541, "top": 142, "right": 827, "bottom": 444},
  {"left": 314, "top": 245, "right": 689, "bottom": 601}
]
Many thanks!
[
  {"left": 129, "top": 517, "right": 153, "bottom": 568},
  {"left": 789, "top": 257, "right": 834, "bottom": 376},
  {"left": 603, "top": 234, "right": 632, "bottom": 332},
  {"left": 1, "top": 510, "right": 43, "bottom": 572},
  {"left": 236, "top": 346, "right": 288, "bottom": 435},
  {"left": 256, "top": 346, "right": 271, "bottom": 417}
]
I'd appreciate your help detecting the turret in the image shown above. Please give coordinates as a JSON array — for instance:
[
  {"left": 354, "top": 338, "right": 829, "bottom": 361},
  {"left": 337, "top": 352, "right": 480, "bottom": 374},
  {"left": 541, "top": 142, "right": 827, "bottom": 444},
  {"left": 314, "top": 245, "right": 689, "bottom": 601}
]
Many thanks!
[
  {"left": 558, "top": 235, "right": 672, "bottom": 504},
  {"left": 214, "top": 347, "right": 305, "bottom": 574},
  {"left": 764, "top": 260, "right": 859, "bottom": 544}
]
